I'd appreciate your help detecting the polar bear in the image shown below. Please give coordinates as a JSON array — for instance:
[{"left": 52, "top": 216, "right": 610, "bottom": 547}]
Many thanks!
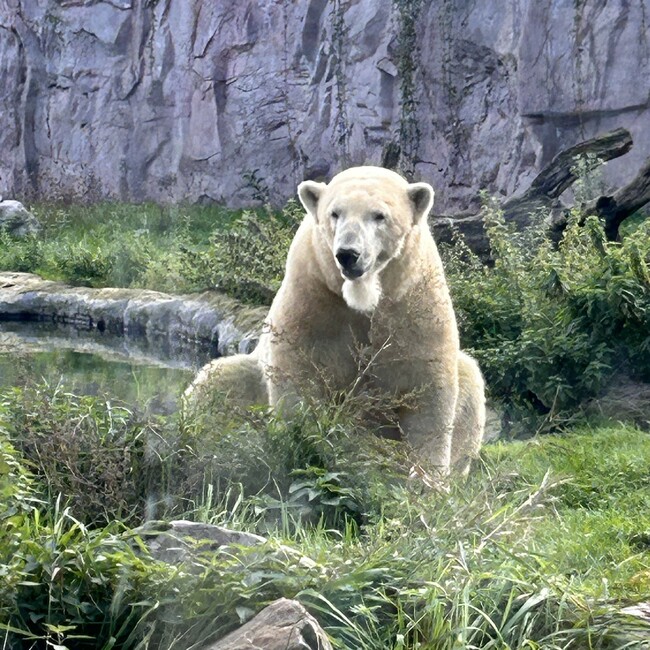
[{"left": 187, "top": 166, "right": 485, "bottom": 474}]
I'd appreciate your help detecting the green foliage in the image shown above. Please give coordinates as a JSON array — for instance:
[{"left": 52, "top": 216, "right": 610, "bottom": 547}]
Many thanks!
[
  {"left": 392, "top": 0, "right": 423, "bottom": 177},
  {"left": 0, "top": 382, "right": 649, "bottom": 648},
  {"left": 0, "top": 385, "right": 174, "bottom": 527},
  {"left": 175, "top": 202, "right": 301, "bottom": 304},
  {"left": 0, "top": 504, "right": 176, "bottom": 650},
  {"left": 443, "top": 197, "right": 650, "bottom": 429},
  {"left": 179, "top": 394, "right": 413, "bottom": 532},
  {"left": 0, "top": 432, "right": 40, "bottom": 572},
  {"left": 332, "top": 0, "right": 351, "bottom": 158},
  {"left": 0, "top": 232, "right": 43, "bottom": 272},
  {"left": 0, "top": 201, "right": 299, "bottom": 304}
]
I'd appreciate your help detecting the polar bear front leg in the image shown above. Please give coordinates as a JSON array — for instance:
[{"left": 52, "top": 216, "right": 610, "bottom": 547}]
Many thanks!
[
  {"left": 264, "top": 339, "right": 319, "bottom": 414},
  {"left": 399, "top": 383, "right": 459, "bottom": 475}
]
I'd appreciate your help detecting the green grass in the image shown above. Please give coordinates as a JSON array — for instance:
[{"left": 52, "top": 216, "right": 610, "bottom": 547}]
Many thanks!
[
  {"left": 484, "top": 426, "right": 650, "bottom": 601},
  {"left": 1, "top": 384, "right": 648, "bottom": 649},
  {"left": 0, "top": 202, "right": 299, "bottom": 303},
  {"left": 1, "top": 201, "right": 649, "bottom": 646}
]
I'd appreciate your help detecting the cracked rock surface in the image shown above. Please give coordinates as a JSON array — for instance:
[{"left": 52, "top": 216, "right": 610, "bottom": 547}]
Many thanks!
[
  {"left": 1, "top": 1, "right": 649, "bottom": 215},
  {"left": 205, "top": 598, "right": 333, "bottom": 650},
  {"left": 0, "top": 271, "right": 265, "bottom": 358}
]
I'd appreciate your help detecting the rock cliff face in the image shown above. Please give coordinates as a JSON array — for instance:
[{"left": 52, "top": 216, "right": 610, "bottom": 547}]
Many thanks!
[{"left": 1, "top": 0, "right": 648, "bottom": 214}]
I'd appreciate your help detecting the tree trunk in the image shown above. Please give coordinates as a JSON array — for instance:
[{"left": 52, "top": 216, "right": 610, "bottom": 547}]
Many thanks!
[{"left": 431, "top": 128, "right": 649, "bottom": 255}]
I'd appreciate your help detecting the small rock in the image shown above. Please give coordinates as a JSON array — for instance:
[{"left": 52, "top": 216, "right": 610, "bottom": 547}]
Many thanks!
[
  {"left": 136, "top": 520, "right": 319, "bottom": 571},
  {"left": 621, "top": 601, "right": 650, "bottom": 622},
  {"left": 205, "top": 598, "right": 332, "bottom": 650},
  {"left": 136, "top": 520, "right": 267, "bottom": 564},
  {"left": 0, "top": 200, "right": 41, "bottom": 238},
  {"left": 585, "top": 376, "right": 650, "bottom": 430}
]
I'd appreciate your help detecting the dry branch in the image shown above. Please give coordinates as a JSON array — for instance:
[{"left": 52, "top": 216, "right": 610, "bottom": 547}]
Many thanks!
[
  {"left": 584, "top": 156, "right": 650, "bottom": 240},
  {"left": 431, "top": 127, "right": 649, "bottom": 255}
]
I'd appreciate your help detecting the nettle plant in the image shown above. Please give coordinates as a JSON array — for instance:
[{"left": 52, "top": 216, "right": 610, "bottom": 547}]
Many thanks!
[{"left": 443, "top": 197, "right": 650, "bottom": 430}]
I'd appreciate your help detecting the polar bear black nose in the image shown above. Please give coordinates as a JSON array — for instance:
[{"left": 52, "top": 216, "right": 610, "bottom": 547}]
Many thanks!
[{"left": 336, "top": 248, "right": 361, "bottom": 271}]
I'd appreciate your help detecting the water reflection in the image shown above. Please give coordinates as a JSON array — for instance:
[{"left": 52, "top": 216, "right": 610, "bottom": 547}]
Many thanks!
[{"left": 0, "top": 321, "right": 206, "bottom": 412}]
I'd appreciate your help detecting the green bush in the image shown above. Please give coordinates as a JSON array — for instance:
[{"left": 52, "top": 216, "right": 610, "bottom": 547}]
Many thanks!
[
  {"left": 0, "top": 383, "right": 410, "bottom": 533},
  {"left": 177, "top": 201, "right": 301, "bottom": 304},
  {"left": 0, "top": 202, "right": 300, "bottom": 302},
  {"left": 0, "top": 386, "right": 175, "bottom": 527},
  {"left": 443, "top": 200, "right": 650, "bottom": 430},
  {"left": 180, "top": 395, "right": 413, "bottom": 531},
  {"left": 0, "top": 510, "right": 174, "bottom": 650},
  {"left": 0, "top": 232, "right": 43, "bottom": 273}
]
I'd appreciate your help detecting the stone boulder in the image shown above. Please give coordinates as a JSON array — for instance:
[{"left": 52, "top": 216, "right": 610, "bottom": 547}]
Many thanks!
[
  {"left": 0, "top": 200, "right": 41, "bottom": 238},
  {"left": 0, "top": 271, "right": 266, "bottom": 358},
  {"left": 585, "top": 376, "right": 650, "bottom": 430},
  {"left": 136, "top": 519, "right": 318, "bottom": 570},
  {"left": 136, "top": 520, "right": 267, "bottom": 564},
  {"left": 205, "top": 598, "right": 332, "bottom": 650}
]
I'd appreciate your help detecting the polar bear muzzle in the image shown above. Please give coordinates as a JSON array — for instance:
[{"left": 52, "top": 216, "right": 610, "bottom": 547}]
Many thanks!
[{"left": 335, "top": 247, "right": 365, "bottom": 279}]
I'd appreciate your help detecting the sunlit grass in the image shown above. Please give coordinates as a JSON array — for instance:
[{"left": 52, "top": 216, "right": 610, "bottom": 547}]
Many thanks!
[{"left": 1, "top": 384, "right": 649, "bottom": 648}]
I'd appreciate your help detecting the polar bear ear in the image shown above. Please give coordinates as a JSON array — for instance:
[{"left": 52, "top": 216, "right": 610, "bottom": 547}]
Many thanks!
[
  {"left": 298, "top": 181, "right": 327, "bottom": 222},
  {"left": 407, "top": 182, "right": 435, "bottom": 225}
]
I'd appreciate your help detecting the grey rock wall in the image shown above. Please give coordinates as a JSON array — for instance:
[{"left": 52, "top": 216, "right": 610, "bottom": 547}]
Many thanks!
[{"left": 1, "top": 0, "right": 649, "bottom": 215}]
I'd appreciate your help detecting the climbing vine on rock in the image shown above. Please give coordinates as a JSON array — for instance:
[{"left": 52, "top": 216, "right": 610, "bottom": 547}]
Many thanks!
[
  {"left": 572, "top": 0, "right": 587, "bottom": 138},
  {"left": 332, "top": 0, "right": 350, "bottom": 163},
  {"left": 393, "top": 0, "right": 423, "bottom": 179}
]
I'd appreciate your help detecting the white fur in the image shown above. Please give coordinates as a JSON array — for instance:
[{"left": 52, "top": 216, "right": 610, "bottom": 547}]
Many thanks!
[
  {"left": 342, "top": 274, "right": 382, "bottom": 313},
  {"left": 187, "top": 166, "right": 486, "bottom": 476}
]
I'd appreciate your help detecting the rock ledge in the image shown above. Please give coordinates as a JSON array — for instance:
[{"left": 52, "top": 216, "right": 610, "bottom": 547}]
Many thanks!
[{"left": 0, "top": 272, "right": 266, "bottom": 357}]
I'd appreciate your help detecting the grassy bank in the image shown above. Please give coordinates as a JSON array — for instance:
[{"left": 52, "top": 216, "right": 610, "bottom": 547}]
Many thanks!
[
  {"left": 1, "top": 199, "right": 649, "bottom": 647},
  {"left": 0, "top": 202, "right": 298, "bottom": 304},
  {"left": 1, "top": 199, "right": 648, "bottom": 425},
  {"left": 0, "top": 385, "right": 649, "bottom": 649}
]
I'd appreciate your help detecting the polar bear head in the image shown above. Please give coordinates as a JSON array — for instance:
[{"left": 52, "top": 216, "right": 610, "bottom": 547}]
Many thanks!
[{"left": 298, "top": 166, "right": 434, "bottom": 313}]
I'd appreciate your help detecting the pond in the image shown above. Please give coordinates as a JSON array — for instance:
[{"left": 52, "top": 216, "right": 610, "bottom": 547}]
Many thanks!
[{"left": 0, "top": 320, "right": 210, "bottom": 412}]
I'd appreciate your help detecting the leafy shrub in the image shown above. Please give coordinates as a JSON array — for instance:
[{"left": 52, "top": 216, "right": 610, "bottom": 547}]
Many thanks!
[
  {"left": 49, "top": 234, "right": 114, "bottom": 285},
  {"left": 0, "top": 431, "right": 39, "bottom": 581},
  {"left": 0, "top": 202, "right": 300, "bottom": 302},
  {"left": 443, "top": 200, "right": 650, "bottom": 430},
  {"left": 0, "top": 382, "right": 411, "bottom": 534},
  {"left": 0, "top": 232, "right": 43, "bottom": 273},
  {"left": 178, "top": 202, "right": 302, "bottom": 304},
  {"left": 179, "top": 392, "right": 414, "bottom": 531},
  {"left": 0, "top": 505, "right": 178, "bottom": 650},
  {"left": 0, "top": 386, "right": 175, "bottom": 526}
]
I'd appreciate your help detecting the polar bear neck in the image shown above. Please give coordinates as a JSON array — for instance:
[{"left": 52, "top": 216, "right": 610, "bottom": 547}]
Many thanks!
[{"left": 341, "top": 274, "right": 382, "bottom": 313}]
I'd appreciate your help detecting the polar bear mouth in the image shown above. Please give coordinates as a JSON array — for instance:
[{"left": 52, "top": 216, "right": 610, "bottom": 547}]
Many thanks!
[{"left": 340, "top": 266, "right": 365, "bottom": 280}]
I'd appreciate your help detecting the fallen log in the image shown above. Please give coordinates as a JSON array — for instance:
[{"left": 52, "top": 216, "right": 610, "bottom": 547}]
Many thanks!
[
  {"left": 431, "top": 127, "right": 648, "bottom": 255},
  {"left": 579, "top": 155, "right": 650, "bottom": 240}
]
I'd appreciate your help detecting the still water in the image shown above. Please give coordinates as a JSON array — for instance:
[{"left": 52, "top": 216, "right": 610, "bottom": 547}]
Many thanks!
[{"left": 0, "top": 321, "right": 208, "bottom": 411}]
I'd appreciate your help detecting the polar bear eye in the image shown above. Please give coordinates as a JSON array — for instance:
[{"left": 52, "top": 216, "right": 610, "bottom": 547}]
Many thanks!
[
  {"left": 331, "top": 211, "right": 340, "bottom": 221},
  {"left": 373, "top": 212, "right": 386, "bottom": 223}
]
